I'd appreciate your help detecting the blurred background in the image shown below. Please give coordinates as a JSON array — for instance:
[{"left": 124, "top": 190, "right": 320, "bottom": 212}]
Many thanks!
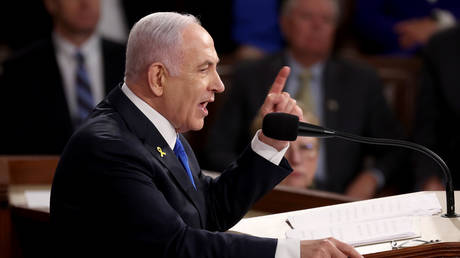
[
  {"left": 1, "top": 0, "right": 459, "bottom": 198},
  {"left": 1, "top": 1, "right": 460, "bottom": 257}
]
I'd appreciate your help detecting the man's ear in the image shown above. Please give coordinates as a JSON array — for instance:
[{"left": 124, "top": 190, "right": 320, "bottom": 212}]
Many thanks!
[{"left": 147, "top": 62, "right": 167, "bottom": 97}]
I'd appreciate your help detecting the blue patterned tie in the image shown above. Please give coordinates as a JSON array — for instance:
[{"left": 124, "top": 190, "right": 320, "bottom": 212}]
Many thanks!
[
  {"left": 75, "top": 51, "right": 94, "bottom": 126},
  {"left": 173, "top": 137, "right": 197, "bottom": 190}
]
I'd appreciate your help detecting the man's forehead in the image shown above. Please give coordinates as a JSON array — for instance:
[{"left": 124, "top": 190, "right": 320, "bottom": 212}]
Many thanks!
[
  {"left": 182, "top": 23, "right": 213, "bottom": 44},
  {"left": 292, "top": 0, "right": 336, "bottom": 13},
  {"left": 181, "top": 25, "right": 219, "bottom": 64}
]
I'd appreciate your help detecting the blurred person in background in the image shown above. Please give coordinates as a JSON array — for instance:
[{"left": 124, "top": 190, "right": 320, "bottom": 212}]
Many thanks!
[
  {"left": 354, "top": 0, "right": 460, "bottom": 56},
  {"left": 0, "top": 0, "right": 125, "bottom": 154},
  {"left": 231, "top": 0, "right": 283, "bottom": 60},
  {"left": 279, "top": 112, "right": 320, "bottom": 189},
  {"left": 205, "top": 0, "right": 406, "bottom": 199},
  {"left": 412, "top": 25, "right": 460, "bottom": 191}
]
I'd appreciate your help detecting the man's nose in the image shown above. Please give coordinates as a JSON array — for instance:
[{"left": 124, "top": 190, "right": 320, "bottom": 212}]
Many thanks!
[
  {"left": 290, "top": 147, "right": 302, "bottom": 165},
  {"left": 211, "top": 71, "right": 225, "bottom": 93}
]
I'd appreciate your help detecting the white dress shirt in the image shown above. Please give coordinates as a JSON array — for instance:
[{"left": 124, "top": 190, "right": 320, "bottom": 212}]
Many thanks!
[
  {"left": 53, "top": 32, "right": 104, "bottom": 124},
  {"left": 121, "top": 83, "right": 300, "bottom": 258}
]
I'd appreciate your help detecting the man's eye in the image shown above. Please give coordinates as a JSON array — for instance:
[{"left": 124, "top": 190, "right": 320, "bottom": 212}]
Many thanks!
[
  {"left": 299, "top": 143, "right": 314, "bottom": 150},
  {"left": 199, "top": 65, "right": 210, "bottom": 72}
]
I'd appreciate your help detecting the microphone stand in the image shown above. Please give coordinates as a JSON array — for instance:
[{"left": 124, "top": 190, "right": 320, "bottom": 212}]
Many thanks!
[
  {"left": 327, "top": 129, "right": 458, "bottom": 218},
  {"left": 262, "top": 112, "right": 458, "bottom": 217}
]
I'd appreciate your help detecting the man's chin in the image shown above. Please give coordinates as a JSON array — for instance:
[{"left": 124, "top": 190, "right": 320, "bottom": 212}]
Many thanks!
[{"left": 178, "top": 120, "right": 204, "bottom": 133}]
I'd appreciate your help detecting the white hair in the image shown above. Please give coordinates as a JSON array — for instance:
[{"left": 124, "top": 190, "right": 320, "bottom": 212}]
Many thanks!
[
  {"left": 281, "top": 0, "right": 341, "bottom": 22},
  {"left": 124, "top": 12, "right": 200, "bottom": 81}
]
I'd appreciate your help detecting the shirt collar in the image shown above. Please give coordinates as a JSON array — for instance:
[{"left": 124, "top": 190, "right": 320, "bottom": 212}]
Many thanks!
[
  {"left": 121, "top": 83, "right": 177, "bottom": 150},
  {"left": 53, "top": 31, "right": 100, "bottom": 59},
  {"left": 286, "top": 51, "right": 325, "bottom": 80}
]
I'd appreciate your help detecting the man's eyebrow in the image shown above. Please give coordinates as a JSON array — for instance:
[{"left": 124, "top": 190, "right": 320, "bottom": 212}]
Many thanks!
[{"left": 198, "top": 59, "right": 220, "bottom": 67}]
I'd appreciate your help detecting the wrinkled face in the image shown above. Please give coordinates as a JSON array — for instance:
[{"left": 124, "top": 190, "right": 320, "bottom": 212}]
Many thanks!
[
  {"left": 281, "top": 136, "right": 318, "bottom": 188},
  {"left": 47, "top": 0, "right": 100, "bottom": 35},
  {"left": 281, "top": 0, "right": 337, "bottom": 58},
  {"left": 161, "top": 23, "right": 224, "bottom": 133}
]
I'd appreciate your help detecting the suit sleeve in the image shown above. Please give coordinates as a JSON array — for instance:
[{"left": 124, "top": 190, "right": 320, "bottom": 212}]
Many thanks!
[
  {"left": 200, "top": 147, "right": 292, "bottom": 232},
  {"left": 183, "top": 133, "right": 292, "bottom": 232}
]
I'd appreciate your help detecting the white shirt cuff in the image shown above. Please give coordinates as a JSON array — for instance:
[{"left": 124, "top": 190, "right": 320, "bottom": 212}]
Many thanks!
[
  {"left": 251, "top": 130, "right": 289, "bottom": 165},
  {"left": 275, "top": 238, "right": 300, "bottom": 258}
]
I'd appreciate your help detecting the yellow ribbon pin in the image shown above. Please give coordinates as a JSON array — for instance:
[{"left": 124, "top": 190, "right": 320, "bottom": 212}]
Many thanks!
[{"left": 157, "top": 147, "right": 166, "bottom": 157}]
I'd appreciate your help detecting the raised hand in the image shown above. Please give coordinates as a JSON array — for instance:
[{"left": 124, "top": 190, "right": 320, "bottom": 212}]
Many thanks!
[
  {"left": 259, "top": 66, "right": 302, "bottom": 117},
  {"left": 258, "top": 66, "right": 303, "bottom": 150}
]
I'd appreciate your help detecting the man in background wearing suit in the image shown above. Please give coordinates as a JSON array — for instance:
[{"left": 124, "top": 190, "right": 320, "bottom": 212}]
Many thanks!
[
  {"left": 0, "top": 0, "right": 125, "bottom": 154},
  {"left": 205, "top": 0, "right": 405, "bottom": 199},
  {"left": 50, "top": 12, "right": 361, "bottom": 258},
  {"left": 412, "top": 25, "right": 460, "bottom": 191}
]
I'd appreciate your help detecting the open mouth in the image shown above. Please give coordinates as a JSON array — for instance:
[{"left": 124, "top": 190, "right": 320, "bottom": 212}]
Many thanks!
[
  {"left": 199, "top": 101, "right": 209, "bottom": 115},
  {"left": 199, "top": 96, "right": 214, "bottom": 116}
]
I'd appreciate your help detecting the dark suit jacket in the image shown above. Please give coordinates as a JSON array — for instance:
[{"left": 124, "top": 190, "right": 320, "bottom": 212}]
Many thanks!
[
  {"left": 413, "top": 26, "right": 460, "bottom": 189},
  {"left": 204, "top": 52, "right": 405, "bottom": 193},
  {"left": 0, "top": 36, "right": 125, "bottom": 154},
  {"left": 50, "top": 85, "right": 291, "bottom": 257}
]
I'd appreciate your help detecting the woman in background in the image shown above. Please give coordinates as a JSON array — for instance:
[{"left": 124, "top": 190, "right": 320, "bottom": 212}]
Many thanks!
[{"left": 279, "top": 112, "right": 319, "bottom": 189}]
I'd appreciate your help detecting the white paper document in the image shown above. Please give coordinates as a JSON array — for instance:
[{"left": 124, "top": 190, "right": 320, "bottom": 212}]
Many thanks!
[
  {"left": 285, "top": 192, "right": 441, "bottom": 246},
  {"left": 24, "top": 190, "right": 51, "bottom": 208},
  {"left": 286, "top": 216, "right": 420, "bottom": 246}
]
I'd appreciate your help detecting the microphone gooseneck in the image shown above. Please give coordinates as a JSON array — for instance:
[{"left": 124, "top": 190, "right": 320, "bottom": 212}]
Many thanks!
[
  {"left": 334, "top": 131, "right": 457, "bottom": 218},
  {"left": 262, "top": 112, "right": 458, "bottom": 218}
]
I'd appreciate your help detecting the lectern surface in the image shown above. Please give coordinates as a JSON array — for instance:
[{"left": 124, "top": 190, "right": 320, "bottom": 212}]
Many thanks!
[{"left": 230, "top": 191, "right": 460, "bottom": 255}]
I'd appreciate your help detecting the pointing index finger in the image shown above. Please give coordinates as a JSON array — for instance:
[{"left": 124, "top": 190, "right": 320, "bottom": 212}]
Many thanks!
[{"left": 269, "top": 66, "right": 291, "bottom": 94}]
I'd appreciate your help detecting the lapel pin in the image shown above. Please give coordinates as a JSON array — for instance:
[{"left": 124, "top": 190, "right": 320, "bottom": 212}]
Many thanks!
[
  {"left": 157, "top": 147, "right": 166, "bottom": 157},
  {"left": 327, "top": 99, "right": 339, "bottom": 112}
]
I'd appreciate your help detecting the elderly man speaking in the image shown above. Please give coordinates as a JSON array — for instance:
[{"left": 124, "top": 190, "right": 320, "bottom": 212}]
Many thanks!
[{"left": 50, "top": 12, "right": 361, "bottom": 258}]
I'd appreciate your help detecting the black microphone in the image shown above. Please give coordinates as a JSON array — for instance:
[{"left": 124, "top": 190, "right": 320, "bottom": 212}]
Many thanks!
[{"left": 262, "top": 112, "right": 458, "bottom": 218}]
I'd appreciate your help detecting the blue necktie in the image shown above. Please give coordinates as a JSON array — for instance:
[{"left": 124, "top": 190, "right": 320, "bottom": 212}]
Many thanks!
[
  {"left": 173, "top": 137, "right": 197, "bottom": 190},
  {"left": 75, "top": 51, "right": 94, "bottom": 127}
]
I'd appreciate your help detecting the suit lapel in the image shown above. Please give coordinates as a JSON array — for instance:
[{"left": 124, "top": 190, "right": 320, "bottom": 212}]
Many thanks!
[
  {"left": 323, "top": 60, "right": 341, "bottom": 130},
  {"left": 178, "top": 134, "right": 207, "bottom": 226},
  {"left": 150, "top": 134, "right": 206, "bottom": 226},
  {"left": 145, "top": 136, "right": 200, "bottom": 195},
  {"left": 106, "top": 86, "right": 205, "bottom": 224}
]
